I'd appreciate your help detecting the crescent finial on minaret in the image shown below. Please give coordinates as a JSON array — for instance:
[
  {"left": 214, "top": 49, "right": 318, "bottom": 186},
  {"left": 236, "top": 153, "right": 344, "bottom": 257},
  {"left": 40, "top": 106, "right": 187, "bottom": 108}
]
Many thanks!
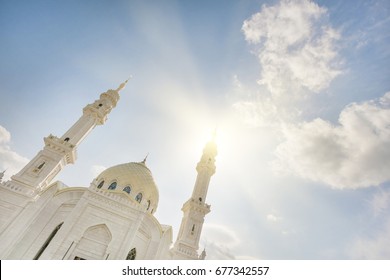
[{"left": 116, "top": 76, "right": 132, "bottom": 92}]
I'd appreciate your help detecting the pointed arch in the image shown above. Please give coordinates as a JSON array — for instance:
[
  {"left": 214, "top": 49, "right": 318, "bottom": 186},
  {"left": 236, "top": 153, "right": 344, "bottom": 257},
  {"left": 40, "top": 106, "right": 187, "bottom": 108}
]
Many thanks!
[
  {"left": 126, "top": 248, "right": 136, "bottom": 260},
  {"left": 71, "top": 224, "right": 112, "bottom": 260},
  {"left": 123, "top": 186, "right": 131, "bottom": 194},
  {"left": 83, "top": 224, "right": 112, "bottom": 244},
  {"left": 33, "top": 222, "right": 63, "bottom": 260},
  {"left": 147, "top": 200, "right": 151, "bottom": 210},
  {"left": 135, "top": 193, "right": 142, "bottom": 203},
  {"left": 191, "top": 224, "right": 195, "bottom": 235},
  {"left": 97, "top": 180, "right": 104, "bottom": 189},
  {"left": 108, "top": 182, "right": 117, "bottom": 190},
  {"left": 37, "top": 162, "right": 45, "bottom": 170}
]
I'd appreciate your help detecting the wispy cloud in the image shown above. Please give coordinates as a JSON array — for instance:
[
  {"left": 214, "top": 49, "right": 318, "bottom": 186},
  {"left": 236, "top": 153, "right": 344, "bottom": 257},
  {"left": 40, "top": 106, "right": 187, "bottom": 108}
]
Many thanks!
[
  {"left": 0, "top": 125, "right": 29, "bottom": 181},
  {"left": 349, "top": 188, "right": 390, "bottom": 259},
  {"left": 200, "top": 223, "right": 242, "bottom": 259},
  {"left": 235, "top": 0, "right": 343, "bottom": 128},
  {"left": 242, "top": 0, "right": 342, "bottom": 98},
  {"left": 273, "top": 92, "right": 390, "bottom": 188},
  {"left": 348, "top": 218, "right": 390, "bottom": 259}
]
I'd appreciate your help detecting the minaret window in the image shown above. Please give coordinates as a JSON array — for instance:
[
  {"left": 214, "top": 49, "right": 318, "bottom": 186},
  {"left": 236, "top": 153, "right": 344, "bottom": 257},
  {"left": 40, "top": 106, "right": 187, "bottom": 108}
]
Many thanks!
[
  {"left": 135, "top": 193, "right": 142, "bottom": 203},
  {"left": 123, "top": 186, "right": 131, "bottom": 194},
  {"left": 147, "top": 200, "right": 151, "bottom": 210},
  {"left": 33, "top": 161, "right": 46, "bottom": 173},
  {"left": 108, "top": 182, "right": 117, "bottom": 190},
  {"left": 97, "top": 180, "right": 104, "bottom": 189},
  {"left": 191, "top": 224, "right": 195, "bottom": 235},
  {"left": 126, "top": 248, "right": 136, "bottom": 260}
]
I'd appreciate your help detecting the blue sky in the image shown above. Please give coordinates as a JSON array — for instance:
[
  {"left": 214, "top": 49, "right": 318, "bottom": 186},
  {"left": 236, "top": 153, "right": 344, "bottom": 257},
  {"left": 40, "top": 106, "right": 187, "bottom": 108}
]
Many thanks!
[{"left": 1, "top": 0, "right": 389, "bottom": 259}]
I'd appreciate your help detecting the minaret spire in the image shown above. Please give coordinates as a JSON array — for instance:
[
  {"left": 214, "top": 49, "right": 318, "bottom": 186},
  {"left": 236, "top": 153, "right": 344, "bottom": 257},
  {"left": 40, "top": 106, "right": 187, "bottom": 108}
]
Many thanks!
[
  {"left": 116, "top": 76, "right": 132, "bottom": 92},
  {"left": 172, "top": 133, "right": 217, "bottom": 260}
]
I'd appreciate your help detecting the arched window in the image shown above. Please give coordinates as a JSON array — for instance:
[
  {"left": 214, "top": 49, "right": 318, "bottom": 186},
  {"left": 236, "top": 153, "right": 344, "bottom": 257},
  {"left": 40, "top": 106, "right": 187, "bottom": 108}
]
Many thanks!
[
  {"left": 34, "top": 223, "right": 63, "bottom": 260},
  {"left": 97, "top": 180, "right": 104, "bottom": 189},
  {"left": 147, "top": 200, "right": 151, "bottom": 210},
  {"left": 123, "top": 186, "right": 131, "bottom": 194},
  {"left": 108, "top": 182, "right": 117, "bottom": 190},
  {"left": 135, "top": 193, "right": 142, "bottom": 203},
  {"left": 126, "top": 248, "right": 136, "bottom": 260},
  {"left": 64, "top": 137, "right": 70, "bottom": 142},
  {"left": 191, "top": 224, "right": 195, "bottom": 235},
  {"left": 37, "top": 162, "right": 45, "bottom": 170}
]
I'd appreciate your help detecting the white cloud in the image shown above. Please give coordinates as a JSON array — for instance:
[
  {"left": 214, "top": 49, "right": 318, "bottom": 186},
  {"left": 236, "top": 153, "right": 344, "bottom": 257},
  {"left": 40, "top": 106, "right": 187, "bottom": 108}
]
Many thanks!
[
  {"left": 231, "top": 75, "right": 301, "bottom": 128},
  {"left": 273, "top": 92, "right": 390, "bottom": 188},
  {"left": 200, "top": 223, "right": 241, "bottom": 260},
  {"left": 241, "top": 0, "right": 342, "bottom": 98},
  {"left": 199, "top": 223, "right": 261, "bottom": 259},
  {"left": 233, "top": 99, "right": 278, "bottom": 128},
  {"left": 235, "top": 0, "right": 343, "bottom": 128},
  {"left": 0, "top": 126, "right": 11, "bottom": 144},
  {"left": 201, "top": 223, "right": 241, "bottom": 248},
  {"left": 0, "top": 125, "right": 29, "bottom": 181}
]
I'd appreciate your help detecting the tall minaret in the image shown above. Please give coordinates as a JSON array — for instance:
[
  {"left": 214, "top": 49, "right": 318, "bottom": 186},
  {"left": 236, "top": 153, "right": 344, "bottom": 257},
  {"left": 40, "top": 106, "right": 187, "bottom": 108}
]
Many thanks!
[
  {"left": 172, "top": 134, "right": 217, "bottom": 259},
  {"left": 3, "top": 80, "right": 129, "bottom": 197}
]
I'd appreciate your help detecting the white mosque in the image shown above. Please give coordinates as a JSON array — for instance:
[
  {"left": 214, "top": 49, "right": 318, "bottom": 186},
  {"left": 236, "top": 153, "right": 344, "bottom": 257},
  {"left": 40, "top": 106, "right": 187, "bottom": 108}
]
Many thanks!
[{"left": 0, "top": 80, "right": 217, "bottom": 260}]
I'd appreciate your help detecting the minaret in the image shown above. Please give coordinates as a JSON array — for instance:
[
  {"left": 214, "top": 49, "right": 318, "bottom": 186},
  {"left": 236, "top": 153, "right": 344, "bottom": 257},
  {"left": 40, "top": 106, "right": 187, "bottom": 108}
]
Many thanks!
[
  {"left": 3, "top": 79, "right": 129, "bottom": 197},
  {"left": 172, "top": 134, "right": 217, "bottom": 259}
]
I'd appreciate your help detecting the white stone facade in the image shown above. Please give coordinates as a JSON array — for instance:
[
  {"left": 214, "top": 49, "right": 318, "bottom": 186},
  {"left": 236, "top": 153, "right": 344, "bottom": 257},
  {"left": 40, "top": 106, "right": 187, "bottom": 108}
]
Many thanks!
[{"left": 0, "top": 81, "right": 216, "bottom": 260}]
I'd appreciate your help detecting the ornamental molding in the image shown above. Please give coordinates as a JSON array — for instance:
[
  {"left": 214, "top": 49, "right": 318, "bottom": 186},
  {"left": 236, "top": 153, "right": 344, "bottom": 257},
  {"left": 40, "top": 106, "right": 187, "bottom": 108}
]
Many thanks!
[{"left": 86, "top": 189, "right": 144, "bottom": 216}]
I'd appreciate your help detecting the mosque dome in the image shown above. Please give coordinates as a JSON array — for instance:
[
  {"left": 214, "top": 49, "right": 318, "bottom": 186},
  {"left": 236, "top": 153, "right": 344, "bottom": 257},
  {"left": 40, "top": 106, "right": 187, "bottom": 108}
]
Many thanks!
[{"left": 94, "top": 161, "right": 159, "bottom": 214}]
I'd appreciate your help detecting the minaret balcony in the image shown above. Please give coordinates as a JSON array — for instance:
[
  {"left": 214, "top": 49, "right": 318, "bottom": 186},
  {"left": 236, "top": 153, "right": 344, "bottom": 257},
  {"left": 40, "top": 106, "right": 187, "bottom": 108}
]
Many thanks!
[
  {"left": 82, "top": 106, "right": 108, "bottom": 125},
  {"left": 182, "top": 198, "right": 211, "bottom": 214},
  {"left": 44, "top": 135, "right": 77, "bottom": 164}
]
